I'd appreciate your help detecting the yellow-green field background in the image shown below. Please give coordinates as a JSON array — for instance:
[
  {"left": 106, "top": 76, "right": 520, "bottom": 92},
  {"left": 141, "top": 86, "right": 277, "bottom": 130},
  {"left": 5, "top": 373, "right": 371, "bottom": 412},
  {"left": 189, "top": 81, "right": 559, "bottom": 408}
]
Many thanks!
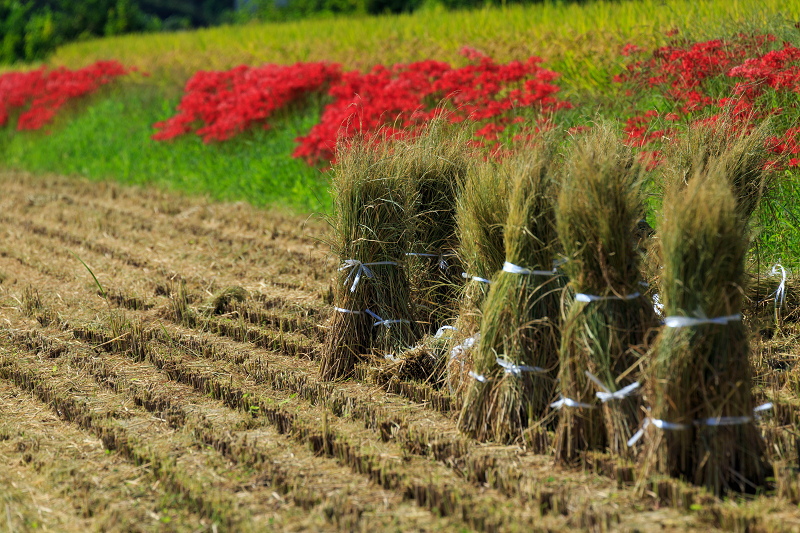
[{"left": 48, "top": 0, "right": 800, "bottom": 94}]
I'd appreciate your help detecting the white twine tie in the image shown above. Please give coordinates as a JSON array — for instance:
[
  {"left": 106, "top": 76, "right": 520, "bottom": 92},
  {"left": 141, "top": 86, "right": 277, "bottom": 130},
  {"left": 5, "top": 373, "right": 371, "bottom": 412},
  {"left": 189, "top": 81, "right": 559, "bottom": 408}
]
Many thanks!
[
  {"left": 468, "top": 371, "right": 487, "bottom": 382},
  {"left": 364, "top": 309, "right": 410, "bottom": 328},
  {"left": 339, "top": 259, "right": 398, "bottom": 292},
  {"left": 575, "top": 292, "right": 640, "bottom": 303},
  {"left": 584, "top": 371, "right": 640, "bottom": 403},
  {"left": 502, "top": 261, "right": 558, "bottom": 276},
  {"left": 664, "top": 313, "right": 741, "bottom": 328},
  {"left": 405, "top": 252, "right": 452, "bottom": 270},
  {"left": 462, "top": 272, "right": 492, "bottom": 284},
  {"left": 434, "top": 325, "right": 458, "bottom": 339},
  {"left": 449, "top": 334, "right": 480, "bottom": 395},
  {"left": 496, "top": 356, "right": 546, "bottom": 376},
  {"left": 627, "top": 403, "right": 774, "bottom": 447},
  {"left": 652, "top": 293, "right": 665, "bottom": 316},
  {"left": 550, "top": 396, "right": 596, "bottom": 410},
  {"left": 334, "top": 307, "right": 361, "bottom": 314},
  {"left": 771, "top": 263, "right": 787, "bottom": 308}
]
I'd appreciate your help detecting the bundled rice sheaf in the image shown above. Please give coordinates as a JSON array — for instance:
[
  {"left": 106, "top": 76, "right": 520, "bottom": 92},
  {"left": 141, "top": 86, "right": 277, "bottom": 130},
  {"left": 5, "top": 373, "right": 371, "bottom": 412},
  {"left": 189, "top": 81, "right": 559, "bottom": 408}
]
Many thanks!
[
  {"left": 441, "top": 159, "right": 510, "bottom": 399},
  {"left": 642, "top": 169, "right": 770, "bottom": 496},
  {"left": 403, "top": 119, "right": 473, "bottom": 335},
  {"left": 655, "top": 115, "right": 786, "bottom": 332},
  {"left": 320, "top": 138, "right": 419, "bottom": 381},
  {"left": 554, "top": 125, "right": 658, "bottom": 462},
  {"left": 457, "top": 140, "right": 563, "bottom": 443}
]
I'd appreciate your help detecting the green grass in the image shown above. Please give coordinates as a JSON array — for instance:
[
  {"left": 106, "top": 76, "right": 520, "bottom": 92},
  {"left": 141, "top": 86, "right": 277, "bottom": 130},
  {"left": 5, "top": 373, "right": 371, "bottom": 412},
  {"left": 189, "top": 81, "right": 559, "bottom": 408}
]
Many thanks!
[
  {"left": 0, "top": 86, "right": 330, "bottom": 212},
  {"left": 3, "top": 0, "right": 800, "bottom": 219}
]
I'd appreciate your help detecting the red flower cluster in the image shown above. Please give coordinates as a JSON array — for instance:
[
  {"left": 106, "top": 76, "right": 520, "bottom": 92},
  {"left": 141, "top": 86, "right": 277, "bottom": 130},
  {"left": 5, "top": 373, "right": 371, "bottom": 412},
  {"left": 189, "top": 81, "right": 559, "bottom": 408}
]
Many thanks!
[
  {"left": 152, "top": 62, "right": 342, "bottom": 143},
  {"left": 615, "top": 33, "right": 800, "bottom": 167},
  {"left": 294, "top": 53, "right": 570, "bottom": 164},
  {"left": 0, "top": 61, "right": 128, "bottom": 131}
]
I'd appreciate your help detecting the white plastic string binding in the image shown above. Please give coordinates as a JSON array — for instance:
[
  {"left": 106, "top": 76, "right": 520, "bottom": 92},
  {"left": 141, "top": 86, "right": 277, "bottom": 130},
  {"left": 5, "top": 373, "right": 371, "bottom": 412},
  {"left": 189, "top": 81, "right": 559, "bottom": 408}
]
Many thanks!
[
  {"left": 405, "top": 252, "right": 453, "bottom": 270},
  {"left": 434, "top": 325, "right": 458, "bottom": 338},
  {"left": 468, "top": 371, "right": 486, "bottom": 382},
  {"left": 461, "top": 272, "right": 492, "bottom": 284},
  {"left": 553, "top": 258, "right": 569, "bottom": 268},
  {"left": 771, "top": 263, "right": 787, "bottom": 308},
  {"left": 496, "top": 357, "right": 546, "bottom": 376},
  {"left": 663, "top": 313, "right": 741, "bottom": 328},
  {"left": 697, "top": 402, "right": 774, "bottom": 426},
  {"left": 550, "top": 396, "right": 596, "bottom": 410},
  {"left": 502, "top": 261, "right": 558, "bottom": 276},
  {"left": 448, "top": 334, "right": 480, "bottom": 395},
  {"left": 384, "top": 353, "right": 397, "bottom": 361},
  {"left": 339, "top": 259, "right": 398, "bottom": 292},
  {"left": 627, "top": 403, "right": 774, "bottom": 447},
  {"left": 754, "top": 402, "right": 774, "bottom": 414},
  {"left": 575, "top": 292, "right": 640, "bottom": 303},
  {"left": 584, "top": 371, "right": 640, "bottom": 402},
  {"left": 627, "top": 417, "right": 690, "bottom": 447},
  {"left": 364, "top": 309, "right": 410, "bottom": 328},
  {"left": 652, "top": 293, "right": 664, "bottom": 316},
  {"left": 334, "top": 307, "right": 361, "bottom": 314},
  {"left": 695, "top": 415, "right": 753, "bottom": 427}
]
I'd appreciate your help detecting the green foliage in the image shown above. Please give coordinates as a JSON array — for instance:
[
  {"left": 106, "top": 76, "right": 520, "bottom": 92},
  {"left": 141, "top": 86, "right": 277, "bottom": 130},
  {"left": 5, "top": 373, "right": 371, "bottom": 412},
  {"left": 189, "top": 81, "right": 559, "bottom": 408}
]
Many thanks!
[
  {"left": 0, "top": 0, "right": 161, "bottom": 64},
  {"left": 0, "top": 84, "right": 328, "bottom": 212}
]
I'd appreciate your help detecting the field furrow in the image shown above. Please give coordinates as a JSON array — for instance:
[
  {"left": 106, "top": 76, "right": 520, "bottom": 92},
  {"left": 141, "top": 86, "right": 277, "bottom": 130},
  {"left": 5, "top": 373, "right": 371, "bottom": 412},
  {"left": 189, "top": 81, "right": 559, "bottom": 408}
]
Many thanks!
[{"left": 5, "top": 171, "right": 800, "bottom": 531}]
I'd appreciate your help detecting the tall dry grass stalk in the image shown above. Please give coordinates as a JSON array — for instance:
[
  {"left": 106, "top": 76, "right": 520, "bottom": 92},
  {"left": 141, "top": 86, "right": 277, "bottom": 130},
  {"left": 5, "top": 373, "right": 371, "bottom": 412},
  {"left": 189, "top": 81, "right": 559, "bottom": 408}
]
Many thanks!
[
  {"left": 554, "top": 124, "right": 658, "bottom": 462},
  {"left": 642, "top": 169, "right": 769, "bottom": 496},
  {"left": 321, "top": 137, "right": 419, "bottom": 380},
  {"left": 457, "top": 140, "right": 563, "bottom": 443}
]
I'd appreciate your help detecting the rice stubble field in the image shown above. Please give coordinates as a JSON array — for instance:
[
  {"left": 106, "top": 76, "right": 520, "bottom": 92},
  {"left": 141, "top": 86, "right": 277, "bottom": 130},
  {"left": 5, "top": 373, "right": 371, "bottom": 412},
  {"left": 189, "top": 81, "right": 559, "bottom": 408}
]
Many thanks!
[{"left": 1, "top": 170, "right": 800, "bottom": 531}]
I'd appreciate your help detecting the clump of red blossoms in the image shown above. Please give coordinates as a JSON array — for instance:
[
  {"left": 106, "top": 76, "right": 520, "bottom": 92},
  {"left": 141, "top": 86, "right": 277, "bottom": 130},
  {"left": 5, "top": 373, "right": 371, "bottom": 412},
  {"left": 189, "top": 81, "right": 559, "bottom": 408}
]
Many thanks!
[
  {"left": 293, "top": 52, "right": 570, "bottom": 164},
  {"left": 0, "top": 61, "right": 129, "bottom": 131},
  {"left": 152, "top": 62, "right": 342, "bottom": 143},
  {"left": 614, "top": 33, "right": 800, "bottom": 167}
]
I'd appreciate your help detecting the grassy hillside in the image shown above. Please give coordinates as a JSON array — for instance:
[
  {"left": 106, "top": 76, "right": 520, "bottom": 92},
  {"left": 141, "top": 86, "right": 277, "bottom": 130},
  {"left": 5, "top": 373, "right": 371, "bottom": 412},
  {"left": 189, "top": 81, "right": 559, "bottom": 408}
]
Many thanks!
[
  {"left": 2, "top": 0, "right": 800, "bottom": 217},
  {"left": 49, "top": 0, "right": 800, "bottom": 94}
]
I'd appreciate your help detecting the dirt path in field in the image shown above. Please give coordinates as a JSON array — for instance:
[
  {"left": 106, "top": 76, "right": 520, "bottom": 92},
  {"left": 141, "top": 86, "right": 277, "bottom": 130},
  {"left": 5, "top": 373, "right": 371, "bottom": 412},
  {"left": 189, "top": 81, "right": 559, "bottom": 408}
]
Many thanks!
[{"left": 2, "top": 170, "right": 799, "bottom": 532}]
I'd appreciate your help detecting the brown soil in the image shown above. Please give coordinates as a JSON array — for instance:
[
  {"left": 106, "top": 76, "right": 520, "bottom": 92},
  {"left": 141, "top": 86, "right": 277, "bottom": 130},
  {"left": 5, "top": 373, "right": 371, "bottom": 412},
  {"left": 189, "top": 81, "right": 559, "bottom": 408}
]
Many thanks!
[{"left": 1, "top": 170, "right": 799, "bottom": 532}]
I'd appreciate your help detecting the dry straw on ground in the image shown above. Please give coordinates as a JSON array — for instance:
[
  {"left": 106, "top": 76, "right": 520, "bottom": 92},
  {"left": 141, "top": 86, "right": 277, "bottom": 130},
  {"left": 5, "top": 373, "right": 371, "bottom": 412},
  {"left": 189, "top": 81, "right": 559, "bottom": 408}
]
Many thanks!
[
  {"left": 457, "top": 140, "right": 563, "bottom": 443},
  {"left": 320, "top": 137, "right": 419, "bottom": 380},
  {"left": 642, "top": 169, "right": 769, "bottom": 496},
  {"left": 554, "top": 124, "right": 658, "bottom": 462}
]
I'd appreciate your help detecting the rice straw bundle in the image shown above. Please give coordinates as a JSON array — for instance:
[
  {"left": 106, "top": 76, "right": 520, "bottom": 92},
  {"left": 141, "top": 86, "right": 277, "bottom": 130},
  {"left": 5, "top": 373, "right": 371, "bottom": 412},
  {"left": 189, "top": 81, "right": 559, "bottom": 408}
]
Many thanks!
[
  {"left": 660, "top": 115, "right": 774, "bottom": 220},
  {"left": 441, "top": 159, "right": 510, "bottom": 398},
  {"left": 403, "top": 119, "right": 472, "bottom": 334},
  {"left": 321, "top": 138, "right": 419, "bottom": 380},
  {"left": 643, "top": 170, "right": 769, "bottom": 495},
  {"left": 554, "top": 125, "right": 658, "bottom": 462},
  {"left": 457, "top": 142, "right": 562, "bottom": 443}
]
